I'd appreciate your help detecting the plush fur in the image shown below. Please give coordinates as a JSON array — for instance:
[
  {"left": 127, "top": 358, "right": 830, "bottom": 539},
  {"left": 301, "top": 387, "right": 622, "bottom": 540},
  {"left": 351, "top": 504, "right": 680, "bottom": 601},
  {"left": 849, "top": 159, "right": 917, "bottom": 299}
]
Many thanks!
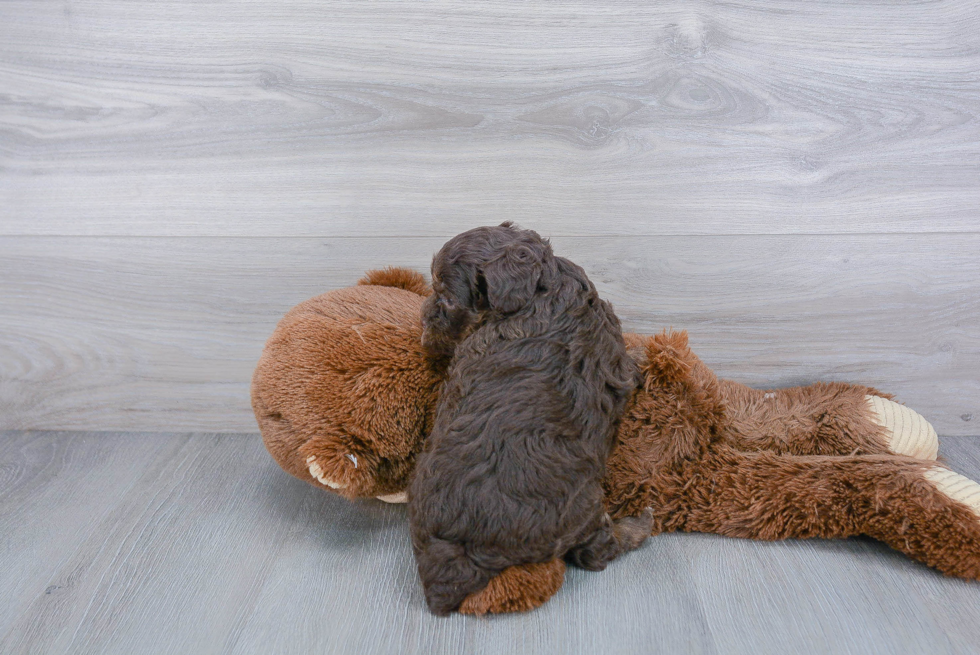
[
  {"left": 608, "top": 331, "right": 980, "bottom": 579},
  {"left": 458, "top": 560, "right": 567, "bottom": 615},
  {"left": 252, "top": 277, "right": 440, "bottom": 500},
  {"left": 252, "top": 267, "right": 980, "bottom": 614},
  {"left": 409, "top": 224, "right": 651, "bottom": 615}
]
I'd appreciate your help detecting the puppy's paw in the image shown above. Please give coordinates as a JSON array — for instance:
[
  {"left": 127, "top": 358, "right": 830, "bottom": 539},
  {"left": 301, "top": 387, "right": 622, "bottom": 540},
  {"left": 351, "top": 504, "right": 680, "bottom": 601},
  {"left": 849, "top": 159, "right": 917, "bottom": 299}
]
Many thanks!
[{"left": 613, "top": 507, "right": 655, "bottom": 551}]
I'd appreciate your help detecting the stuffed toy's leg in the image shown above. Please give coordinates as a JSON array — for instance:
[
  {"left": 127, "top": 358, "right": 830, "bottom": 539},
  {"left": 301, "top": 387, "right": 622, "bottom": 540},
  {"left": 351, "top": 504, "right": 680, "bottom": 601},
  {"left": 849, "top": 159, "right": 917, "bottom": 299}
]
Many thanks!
[
  {"left": 623, "top": 330, "right": 937, "bottom": 462},
  {"left": 673, "top": 447, "right": 980, "bottom": 580},
  {"left": 718, "top": 379, "right": 938, "bottom": 460}
]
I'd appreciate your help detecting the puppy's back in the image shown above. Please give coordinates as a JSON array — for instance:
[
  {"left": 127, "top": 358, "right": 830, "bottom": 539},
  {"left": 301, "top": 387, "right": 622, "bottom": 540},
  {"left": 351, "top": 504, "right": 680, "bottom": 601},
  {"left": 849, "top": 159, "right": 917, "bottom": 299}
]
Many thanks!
[{"left": 410, "top": 225, "right": 643, "bottom": 614}]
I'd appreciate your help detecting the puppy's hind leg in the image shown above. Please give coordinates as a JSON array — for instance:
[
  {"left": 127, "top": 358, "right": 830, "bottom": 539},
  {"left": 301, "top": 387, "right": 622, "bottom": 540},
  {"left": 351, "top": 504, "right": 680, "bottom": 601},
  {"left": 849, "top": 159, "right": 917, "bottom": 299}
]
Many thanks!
[
  {"left": 565, "top": 509, "right": 655, "bottom": 571},
  {"left": 415, "top": 538, "right": 494, "bottom": 616}
]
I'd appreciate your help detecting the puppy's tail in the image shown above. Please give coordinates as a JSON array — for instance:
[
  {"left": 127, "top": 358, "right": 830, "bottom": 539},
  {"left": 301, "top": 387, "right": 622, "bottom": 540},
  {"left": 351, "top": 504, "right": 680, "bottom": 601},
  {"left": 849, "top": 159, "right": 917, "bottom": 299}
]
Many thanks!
[
  {"left": 358, "top": 267, "right": 432, "bottom": 296},
  {"left": 416, "top": 538, "right": 493, "bottom": 616}
]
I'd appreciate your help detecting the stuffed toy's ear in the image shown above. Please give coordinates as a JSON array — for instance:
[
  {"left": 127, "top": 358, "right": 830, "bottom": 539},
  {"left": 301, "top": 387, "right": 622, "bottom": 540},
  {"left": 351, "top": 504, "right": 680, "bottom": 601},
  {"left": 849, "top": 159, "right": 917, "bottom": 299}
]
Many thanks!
[
  {"left": 481, "top": 243, "right": 543, "bottom": 314},
  {"left": 358, "top": 267, "right": 432, "bottom": 296}
]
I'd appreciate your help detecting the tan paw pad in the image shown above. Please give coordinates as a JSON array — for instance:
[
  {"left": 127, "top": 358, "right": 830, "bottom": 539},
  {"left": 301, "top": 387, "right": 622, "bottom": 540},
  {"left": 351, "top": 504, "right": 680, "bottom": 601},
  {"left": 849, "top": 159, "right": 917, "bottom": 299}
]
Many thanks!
[
  {"left": 866, "top": 396, "right": 938, "bottom": 460},
  {"left": 376, "top": 491, "right": 408, "bottom": 503},
  {"left": 306, "top": 455, "right": 344, "bottom": 489},
  {"left": 924, "top": 467, "right": 980, "bottom": 517}
]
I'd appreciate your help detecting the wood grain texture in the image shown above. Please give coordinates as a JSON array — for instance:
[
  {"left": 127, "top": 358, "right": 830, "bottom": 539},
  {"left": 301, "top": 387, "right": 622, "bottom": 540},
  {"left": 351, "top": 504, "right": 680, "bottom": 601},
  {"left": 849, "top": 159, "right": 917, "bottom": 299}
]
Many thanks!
[
  {"left": 0, "top": 432, "right": 177, "bottom": 639},
  {"left": 1, "top": 0, "right": 979, "bottom": 236},
  {"left": 1, "top": 234, "right": 978, "bottom": 434},
  {"left": 2, "top": 431, "right": 980, "bottom": 654},
  {"left": 3, "top": 1, "right": 979, "bottom": 649}
]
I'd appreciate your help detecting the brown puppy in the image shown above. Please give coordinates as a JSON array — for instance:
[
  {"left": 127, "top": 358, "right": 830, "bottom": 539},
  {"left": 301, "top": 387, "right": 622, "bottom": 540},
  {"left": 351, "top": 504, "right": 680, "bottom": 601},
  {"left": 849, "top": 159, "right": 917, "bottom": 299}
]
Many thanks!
[{"left": 408, "top": 223, "right": 653, "bottom": 615}]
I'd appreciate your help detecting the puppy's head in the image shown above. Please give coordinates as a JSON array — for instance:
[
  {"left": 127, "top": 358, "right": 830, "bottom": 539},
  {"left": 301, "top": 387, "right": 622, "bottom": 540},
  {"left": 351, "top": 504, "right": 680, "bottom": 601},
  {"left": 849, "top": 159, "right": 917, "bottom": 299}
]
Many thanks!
[{"left": 421, "top": 222, "right": 553, "bottom": 358}]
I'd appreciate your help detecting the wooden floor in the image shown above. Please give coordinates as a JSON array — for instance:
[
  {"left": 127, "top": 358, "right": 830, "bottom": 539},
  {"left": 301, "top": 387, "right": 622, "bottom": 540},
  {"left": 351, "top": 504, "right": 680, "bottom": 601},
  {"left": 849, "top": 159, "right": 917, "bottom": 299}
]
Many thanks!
[{"left": 1, "top": 430, "right": 979, "bottom": 655}]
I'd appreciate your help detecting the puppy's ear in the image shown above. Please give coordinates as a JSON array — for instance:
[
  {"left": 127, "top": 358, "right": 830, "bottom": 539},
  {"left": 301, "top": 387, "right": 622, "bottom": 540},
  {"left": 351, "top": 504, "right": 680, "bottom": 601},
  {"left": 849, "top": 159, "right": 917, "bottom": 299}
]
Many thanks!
[{"left": 481, "top": 243, "right": 542, "bottom": 314}]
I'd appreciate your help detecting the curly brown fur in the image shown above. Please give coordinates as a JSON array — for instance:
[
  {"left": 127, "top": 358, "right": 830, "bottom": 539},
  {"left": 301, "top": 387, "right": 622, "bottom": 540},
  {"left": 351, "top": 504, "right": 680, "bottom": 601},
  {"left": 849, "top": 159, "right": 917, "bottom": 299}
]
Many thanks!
[{"left": 408, "top": 223, "right": 651, "bottom": 615}]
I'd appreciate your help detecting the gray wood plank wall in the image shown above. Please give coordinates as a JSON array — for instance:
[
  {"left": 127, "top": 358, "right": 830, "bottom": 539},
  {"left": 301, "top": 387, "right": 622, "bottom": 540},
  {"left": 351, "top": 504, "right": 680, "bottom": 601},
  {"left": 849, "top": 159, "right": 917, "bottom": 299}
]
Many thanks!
[{"left": 2, "top": 0, "right": 978, "bottom": 434}]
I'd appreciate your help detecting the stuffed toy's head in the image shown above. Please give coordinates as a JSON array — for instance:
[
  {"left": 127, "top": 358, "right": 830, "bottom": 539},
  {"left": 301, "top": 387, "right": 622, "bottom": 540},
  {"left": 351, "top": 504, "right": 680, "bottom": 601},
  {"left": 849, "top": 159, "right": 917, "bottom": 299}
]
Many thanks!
[{"left": 251, "top": 268, "right": 439, "bottom": 502}]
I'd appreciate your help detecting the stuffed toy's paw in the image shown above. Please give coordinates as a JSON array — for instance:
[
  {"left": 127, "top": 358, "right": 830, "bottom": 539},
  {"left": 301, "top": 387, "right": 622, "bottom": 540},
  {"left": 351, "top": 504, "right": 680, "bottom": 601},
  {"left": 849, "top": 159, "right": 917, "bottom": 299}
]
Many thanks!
[
  {"left": 307, "top": 454, "right": 408, "bottom": 502},
  {"left": 924, "top": 467, "right": 980, "bottom": 516},
  {"left": 867, "top": 395, "right": 939, "bottom": 460}
]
